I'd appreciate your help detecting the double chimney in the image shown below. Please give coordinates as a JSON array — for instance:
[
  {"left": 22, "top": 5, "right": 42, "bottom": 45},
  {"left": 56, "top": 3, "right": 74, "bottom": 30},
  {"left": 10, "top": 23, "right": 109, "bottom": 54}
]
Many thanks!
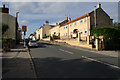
[
  {"left": 66, "top": 16, "right": 71, "bottom": 22},
  {"left": 1, "top": 4, "right": 9, "bottom": 13}
]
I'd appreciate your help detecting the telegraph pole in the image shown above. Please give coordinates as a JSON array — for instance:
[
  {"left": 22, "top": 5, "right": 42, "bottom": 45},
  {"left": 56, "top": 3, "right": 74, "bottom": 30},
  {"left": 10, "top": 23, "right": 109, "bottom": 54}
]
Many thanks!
[{"left": 94, "top": 6, "right": 96, "bottom": 28}]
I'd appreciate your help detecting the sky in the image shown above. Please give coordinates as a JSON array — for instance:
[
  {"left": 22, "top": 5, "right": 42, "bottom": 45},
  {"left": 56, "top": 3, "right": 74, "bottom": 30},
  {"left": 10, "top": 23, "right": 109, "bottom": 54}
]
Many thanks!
[{"left": 0, "top": 2, "right": 119, "bottom": 38}]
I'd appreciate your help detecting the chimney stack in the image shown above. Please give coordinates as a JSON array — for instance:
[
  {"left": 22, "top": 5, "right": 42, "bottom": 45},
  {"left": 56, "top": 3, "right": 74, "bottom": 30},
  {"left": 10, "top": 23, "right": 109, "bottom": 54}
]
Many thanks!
[
  {"left": 2, "top": 4, "right": 9, "bottom": 13},
  {"left": 3, "top": 4, "right": 5, "bottom": 8},
  {"left": 66, "top": 16, "right": 68, "bottom": 20},
  {"left": 56, "top": 23, "right": 59, "bottom": 26},
  {"left": 97, "top": 2, "right": 101, "bottom": 8},
  {"left": 69, "top": 18, "right": 71, "bottom": 21},
  {"left": 45, "top": 20, "right": 49, "bottom": 23}
]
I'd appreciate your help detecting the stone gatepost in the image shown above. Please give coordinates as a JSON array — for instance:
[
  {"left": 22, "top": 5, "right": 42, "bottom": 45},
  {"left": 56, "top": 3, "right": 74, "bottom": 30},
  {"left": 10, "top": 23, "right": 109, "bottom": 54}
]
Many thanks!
[
  {"left": 78, "top": 33, "right": 80, "bottom": 42},
  {"left": 87, "top": 36, "right": 90, "bottom": 45},
  {"left": 95, "top": 38, "right": 99, "bottom": 50}
]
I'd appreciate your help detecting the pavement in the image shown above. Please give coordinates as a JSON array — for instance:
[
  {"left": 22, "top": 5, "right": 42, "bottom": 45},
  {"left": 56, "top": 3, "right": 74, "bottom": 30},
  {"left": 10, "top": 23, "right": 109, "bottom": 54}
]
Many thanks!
[
  {"left": 40, "top": 40, "right": 119, "bottom": 58},
  {"left": 2, "top": 42, "right": 37, "bottom": 79}
]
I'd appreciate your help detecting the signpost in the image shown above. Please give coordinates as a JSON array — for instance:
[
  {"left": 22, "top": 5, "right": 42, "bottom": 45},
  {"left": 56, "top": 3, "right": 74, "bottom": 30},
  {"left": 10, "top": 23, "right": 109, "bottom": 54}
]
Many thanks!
[{"left": 22, "top": 26, "right": 27, "bottom": 48}]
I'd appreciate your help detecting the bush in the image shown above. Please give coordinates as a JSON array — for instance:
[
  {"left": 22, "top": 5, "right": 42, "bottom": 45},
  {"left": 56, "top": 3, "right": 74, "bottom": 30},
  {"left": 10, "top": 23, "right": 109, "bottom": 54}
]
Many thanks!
[
  {"left": 43, "top": 35, "right": 50, "bottom": 39},
  {"left": 53, "top": 35, "right": 59, "bottom": 39},
  {"left": 91, "top": 26, "right": 120, "bottom": 38},
  {"left": 0, "top": 23, "right": 9, "bottom": 35},
  {"left": 91, "top": 26, "right": 120, "bottom": 50}
]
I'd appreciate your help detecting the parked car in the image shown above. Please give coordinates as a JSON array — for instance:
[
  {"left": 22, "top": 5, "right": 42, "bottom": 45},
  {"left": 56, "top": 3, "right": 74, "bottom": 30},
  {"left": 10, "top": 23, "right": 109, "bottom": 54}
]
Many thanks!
[{"left": 28, "top": 40, "right": 38, "bottom": 47}]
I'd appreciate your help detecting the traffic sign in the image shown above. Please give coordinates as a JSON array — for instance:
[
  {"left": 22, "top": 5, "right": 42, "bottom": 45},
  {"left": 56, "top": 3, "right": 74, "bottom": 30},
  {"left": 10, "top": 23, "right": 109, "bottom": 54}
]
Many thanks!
[{"left": 22, "top": 26, "right": 27, "bottom": 32}]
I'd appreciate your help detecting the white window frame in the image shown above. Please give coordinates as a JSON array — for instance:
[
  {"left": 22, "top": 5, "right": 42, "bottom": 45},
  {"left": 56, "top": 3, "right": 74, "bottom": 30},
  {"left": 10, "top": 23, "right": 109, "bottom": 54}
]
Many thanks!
[
  {"left": 64, "top": 26, "right": 65, "bottom": 29},
  {"left": 80, "top": 20, "right": 82, "bottom": 24},
  {"left": 84, "top": 29, "right": 87, "bottom": 34},
  {"left": 66, "top": 33, "right": 67, "bottom": 36},
  {"left": 84, "top": 18, "right": 87, "bottom": 23},
  {"left": 80, "top": 29, "right": 82, "bottom": 34},
  {"left": 66, "top": 26, "right": 67, "bottom": 28},
  {"left": 74, "top": 23, "right": 76, "bottom": 26},
  {"left": 64, "top": 33, "right": 66, "bottom": 36},
  {"left": 69, "top": 24, "right": 71, "bottom": 27}
]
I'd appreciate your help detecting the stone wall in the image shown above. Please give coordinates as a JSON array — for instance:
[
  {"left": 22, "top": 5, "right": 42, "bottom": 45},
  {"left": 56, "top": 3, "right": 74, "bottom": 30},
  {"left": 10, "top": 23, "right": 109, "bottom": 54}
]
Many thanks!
[
  {"left": 2, "top": 13, "right": 16, "bottom": 40},
  {"left": 42, "top": 37, "right": 51, "bottom": 41}
]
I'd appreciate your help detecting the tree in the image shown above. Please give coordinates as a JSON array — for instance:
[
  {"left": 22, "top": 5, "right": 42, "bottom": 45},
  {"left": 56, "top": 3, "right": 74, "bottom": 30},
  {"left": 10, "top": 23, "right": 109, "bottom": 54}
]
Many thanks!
[{"left": 0, "top": 23, "right": 9, "bottom": 35}]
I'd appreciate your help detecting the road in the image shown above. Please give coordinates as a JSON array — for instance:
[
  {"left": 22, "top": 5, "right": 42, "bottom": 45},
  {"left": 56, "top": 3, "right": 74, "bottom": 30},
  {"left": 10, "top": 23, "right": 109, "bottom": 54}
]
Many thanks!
[{"left": 29, "top": 41, "right": 120, "bottom": 78}]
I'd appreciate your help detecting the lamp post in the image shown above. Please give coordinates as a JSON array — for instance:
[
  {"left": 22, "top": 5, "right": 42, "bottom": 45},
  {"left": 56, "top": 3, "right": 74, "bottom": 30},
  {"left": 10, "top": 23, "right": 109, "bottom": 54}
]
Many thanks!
[
  {"left": 16, "top": 12, "right": 19, "bottom": 44},
  {"left": 16, "top": 12, "right": 19, "bottom": 19}
]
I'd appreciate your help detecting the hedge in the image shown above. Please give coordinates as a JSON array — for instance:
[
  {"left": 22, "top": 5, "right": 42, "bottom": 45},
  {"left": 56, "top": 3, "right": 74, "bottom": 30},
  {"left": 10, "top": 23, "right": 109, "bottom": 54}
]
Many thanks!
[
  {"left": 91, "top": 26, "right": 120, "bottom": 40},
  {"left": 91, "top": 26, "right": 120, "bottom": 50}
]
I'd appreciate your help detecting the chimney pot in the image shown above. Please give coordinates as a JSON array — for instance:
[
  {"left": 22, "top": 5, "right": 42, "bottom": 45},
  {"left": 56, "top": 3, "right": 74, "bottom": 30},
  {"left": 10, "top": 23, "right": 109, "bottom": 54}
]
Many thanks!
[
  {"left": 56, "top": 23, "right": 59, "bottom": 26},
  {"left": 45, "top": 20, "right": 49, "bottom": 23},
  {"left": 3, "top": 4, "right": 5, "bottom": 8}
]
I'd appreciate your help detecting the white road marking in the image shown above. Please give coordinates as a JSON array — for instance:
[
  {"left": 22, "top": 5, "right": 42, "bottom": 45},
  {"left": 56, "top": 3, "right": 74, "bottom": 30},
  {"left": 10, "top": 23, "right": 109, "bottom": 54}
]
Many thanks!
[
  {"left": 49, "top": 46, "right": 54, "bottom": 48},
  {"left": 82, "top": 56, "right": 120, "bottom": 70},
  {"left": 59, "top": 49, "right": 74, "bottom": 54}
]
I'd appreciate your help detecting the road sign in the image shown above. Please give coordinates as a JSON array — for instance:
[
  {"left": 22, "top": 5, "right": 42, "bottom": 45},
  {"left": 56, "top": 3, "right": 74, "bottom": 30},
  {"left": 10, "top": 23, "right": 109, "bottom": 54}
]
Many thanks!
[{"left": 22, "top": 26, "right": 27, "bottom": 32}]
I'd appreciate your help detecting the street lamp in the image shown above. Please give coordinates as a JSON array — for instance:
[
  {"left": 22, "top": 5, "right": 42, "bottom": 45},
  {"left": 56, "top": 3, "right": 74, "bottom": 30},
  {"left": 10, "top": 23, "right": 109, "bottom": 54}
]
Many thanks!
[
  {"left": 16, "top": 12, "right": 19, "bottom": 44},
  {"left": 16, "top": 12, "right": 19, "bottom": 19}
]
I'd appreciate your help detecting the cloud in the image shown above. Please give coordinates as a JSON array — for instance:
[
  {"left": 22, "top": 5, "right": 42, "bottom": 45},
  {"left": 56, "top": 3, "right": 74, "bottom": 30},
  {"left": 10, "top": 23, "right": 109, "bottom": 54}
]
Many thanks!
[
  {"left": 8, "top": 2, "right": 76, "bottom": 14},
  {"left": 19, "top": 13, "right": 65, "bottom": 21},
  {"left": 49, "top": 20, "right": 63, "bottom": 25},
  {"left": 9, "top": 2, "right": 35, "bottom": 13},
  {"left": 32, "top": 3, "right": 71, "bottom": 14},
  {"left": 0, "top": 2, "right": 2, "bottom": 7},
  {"left": 20, "top": 20, "right": 29, "bottom": 24}
]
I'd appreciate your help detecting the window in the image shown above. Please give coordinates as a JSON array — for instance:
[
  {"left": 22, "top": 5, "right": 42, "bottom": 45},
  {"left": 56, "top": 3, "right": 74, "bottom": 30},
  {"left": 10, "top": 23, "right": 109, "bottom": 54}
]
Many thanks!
[
  {"left": 56, "top": 27, "right": 59, "bottom": 29},
  {"left": 80, "top": 20, "right": 82, "bottom": 24},
  {"left": 74, "top": 23, "right": 76, "bottom": 26},
  {"left": 84, "top": 29, "right": 87, "bottom": 34},
  {"left": 69, "top": 24, "right": 71, "bottom": 27},
  {"left": 84, "top": 19, "right": 87, "bottom": 22},
  {"left": 80, "top": 29, "right": 82, "bottom": 34},
  {"left": 66, "top": 33, "right": 67, "bottom": 36},
  {"left": 66, "top": 26, "right": 67, "bottom": 28}
]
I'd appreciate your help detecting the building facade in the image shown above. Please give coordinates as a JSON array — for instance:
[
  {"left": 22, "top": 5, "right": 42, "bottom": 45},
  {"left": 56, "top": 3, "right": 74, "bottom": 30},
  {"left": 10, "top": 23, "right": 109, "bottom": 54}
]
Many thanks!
[
  {"left": 36, "top": 2, "right": 113, "bottom": 42},
  {"left": 0, "top": 5, "right": 22, "bottom": 41},
  {"left": 36, "top": 21, "right": 55, "bottom": 40},
  {"left": 36, "top": 27, "right": 43, "bottom": 40},
  {"left": 49, "top": 3, "right": 113, "bottom": 40}
]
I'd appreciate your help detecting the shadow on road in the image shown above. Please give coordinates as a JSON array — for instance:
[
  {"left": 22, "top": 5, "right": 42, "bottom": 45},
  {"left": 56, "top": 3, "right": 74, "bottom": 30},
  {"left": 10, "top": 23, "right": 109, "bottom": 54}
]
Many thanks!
[{"left": 33, "top": 57, "right": 120, "bottom": 79}]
